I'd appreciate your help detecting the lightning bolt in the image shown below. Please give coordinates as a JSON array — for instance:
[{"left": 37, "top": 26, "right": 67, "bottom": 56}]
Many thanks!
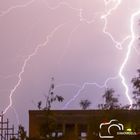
[
  {"left": 0, "top": 0, "right": 37, "bottom": 121},
  {"left": 1, "top": 0, "right": 139, "bottom": 116},
  {"left": 1, "top": 0, "right": 98, "bottom": 120},
  {"left": 62, "top": 0, "right": 139, "bottom": 108},
  {"left": 119, "top": 9, "right": 140, "bottom": 108},
  {"left": 60, "top": 0, "right": 124, "bottom": 108},
  {"left": 3, "top": 23, "right": 65, "bottom": 115},
  {"left": 102, "top": 0, "right": 130, "bottom": 49},
  {"left": 102, "top": 0, "right": 140, "bottom": 108},
  {"left": 0, "top": 0, "right": 36, "bottom": 17},
  {"left": 63, "top": 76, "right": 119, "bottom": 109},
  {"left": 101, "top": 0, "right": 133, "bottom": 107}
]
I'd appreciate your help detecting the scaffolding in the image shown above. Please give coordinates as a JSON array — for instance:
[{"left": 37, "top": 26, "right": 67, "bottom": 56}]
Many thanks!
[{"left": 0, "top": 113, "right": 19, "bottom": 140}]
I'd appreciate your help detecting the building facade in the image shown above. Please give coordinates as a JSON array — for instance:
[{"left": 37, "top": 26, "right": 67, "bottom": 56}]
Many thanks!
[{"left": 29, "top": 110, "right": 140, "bottom": 140}]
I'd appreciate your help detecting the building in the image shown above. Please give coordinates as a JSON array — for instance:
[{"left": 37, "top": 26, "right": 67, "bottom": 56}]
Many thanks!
[{"left": 29, "top": 110, "right": 140, "bottom": 140}]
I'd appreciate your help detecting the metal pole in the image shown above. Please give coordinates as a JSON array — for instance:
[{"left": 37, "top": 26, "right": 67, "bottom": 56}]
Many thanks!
[
  {"left": 0, "top": 113, "right": 2, "bottom": 140},
  {"left": 6, "top": 119, "right": 8, "bottom": 140},
  {"left": 1, "top": 112, "right": 3, "bottom": 140}
]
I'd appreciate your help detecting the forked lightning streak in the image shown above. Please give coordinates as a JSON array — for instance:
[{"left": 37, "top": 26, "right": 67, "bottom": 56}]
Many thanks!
[
  {"left": 1, "top": 0, "right": 139, "bottom": 116},
  {"left": 3, "top": 23, "right": 65, "bottom": 115}
]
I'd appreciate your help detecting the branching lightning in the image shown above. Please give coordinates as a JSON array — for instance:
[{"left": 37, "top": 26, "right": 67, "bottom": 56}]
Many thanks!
[
  {"left": 1, "top": 0, "right": 140, "bottom": 119},
  {"left": 102, "top": 0, "right": 130, "bottom": 49},
  {"left": 101, "top": 0, "right": 133, "bottom": 107},
  {"left": 63, "top": 76, "right": 119, "bottom": 109},
  {"left": 102, "top": 0, "right": 140, "bottom": 108},
  {"left": 63, "top": 0, "right": 139, "bottom": 108},
  {"left": 0, "top": 0, "right": 36, "bottom": 17},
  {"left": 101, "top": 0, "right": 140, "bottom": 108},
  {"left": 119, "top": 9, "right": 140, "bottom": 108},
  {"left": 3, "top": 23, "right": 65, "bottom": 115}
]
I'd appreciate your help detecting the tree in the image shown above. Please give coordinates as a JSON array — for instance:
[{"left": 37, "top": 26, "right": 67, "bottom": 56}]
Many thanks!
[
  {"left": 97, "top": 104, "right": 104, "bottom": 110},
  {"left": 99, "top": 88, "right": 120, "bottom": 110},
  {"left": 38, "top": 78, "right": 64, "bottom": 140},
  {"left": 37, "top": 101, "right": 42, "bottom": 110},
  {"left": 79, "top": 99, "right": 91, "bottom": 110},
  {"left": 131, "top": 69, "right": 140, "bottom": 109},
  {"left": 38, "top": 77, "right": 64, "bottom": 110},
  {"left": 18, "top": 125, "right": 27, "bottom": 140}
]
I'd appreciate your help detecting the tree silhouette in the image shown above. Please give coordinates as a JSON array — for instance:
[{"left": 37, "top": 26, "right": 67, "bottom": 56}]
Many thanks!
[
  {"left": 79, "top": 99, "right": 91, "bottom": 110},
  {"left": 36, "top": 78, "right": 65, "bottom": 139},
  {"left": 131, "top": 69, "right": 140, "bottom": 109},
  {"left": 99, "top": 88, "right": 120, "bottom": 110},
  {"left": 38, "top": 77, "right": 64, "bottom": 110},
  {"left": 18, "top": 125, "right": 27, "bottom": 140},
  {"left": 37, "top": 101, "right": 42, "bottom": 110},
  {"left": 97, "top": 104, "right": 104, "bottom": 110}
]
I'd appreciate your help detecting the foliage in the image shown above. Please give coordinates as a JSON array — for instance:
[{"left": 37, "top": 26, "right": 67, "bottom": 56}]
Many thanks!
[
  {"left": 37, "top": 78, "right": 64, "bottom": 139},
  {"left": 98, "top": 88, "right": 120, "bottom": 110},
  {"left": 37, "top": 77, "right": 64, "bottom": 110},
  {"left": 18, "top": 125, "right": 27, "bottom": 140},
  {"left": 38, "top": 101, "right": 42, "bottom": 110},
  {"left": 131, "top": 69, "right": 140, "bottom": 109},
  {"left": 79, "top": 99, "right": 91, "bottom": 110}
]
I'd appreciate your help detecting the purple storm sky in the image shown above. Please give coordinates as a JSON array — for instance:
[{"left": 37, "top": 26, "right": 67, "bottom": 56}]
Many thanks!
[{"left": 0, "top": 0, "right": 140, "bottom": 131}]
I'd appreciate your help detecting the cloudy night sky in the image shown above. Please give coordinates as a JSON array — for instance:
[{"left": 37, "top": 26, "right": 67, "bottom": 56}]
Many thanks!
[{"left": 0, "top": 0, "right": 140, "bottom": 131}]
